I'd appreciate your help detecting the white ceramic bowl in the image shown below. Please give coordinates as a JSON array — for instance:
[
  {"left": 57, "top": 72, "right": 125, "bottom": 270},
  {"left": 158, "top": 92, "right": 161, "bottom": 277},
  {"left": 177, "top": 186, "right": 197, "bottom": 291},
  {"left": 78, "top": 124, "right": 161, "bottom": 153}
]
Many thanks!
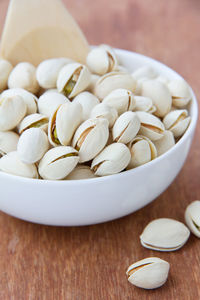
[{"left": 0, "top": 49, "right": 198, "bottom": 226}]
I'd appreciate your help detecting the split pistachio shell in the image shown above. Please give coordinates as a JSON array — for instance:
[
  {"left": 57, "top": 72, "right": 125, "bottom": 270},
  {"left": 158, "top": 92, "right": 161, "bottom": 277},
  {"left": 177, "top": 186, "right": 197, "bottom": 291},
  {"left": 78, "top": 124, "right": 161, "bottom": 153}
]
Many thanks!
[
  {"left": 127, "top": 135, "right": 157, "bottom": 168},
  {"left": 103, "top": 89, "right": 135, "bottom": 115},
  {"left": 0, "top": 131, "right": 19, "bottom": 156},
  {"left": 90, "top": 103, "right": 118, "bottom": 128},
  {"left": 91, "top": 143, "right": 131, "bottom": 176},
  {"left": 1, "top": 88, "right": 38, "bottom": 115},
  {"left": 18, "top": 113, "right": 49, "bottom": 134},
  {"left": 154, "top": 130, "right": 175, "bottom": 156},
  {"left": 0, "top": 95, "right": 27, "bottom": 131},
  {"left": 38, "top": 91, "right": 69, "bottom": 118},
  {"left": 87, "top": 74, "right": 100, "bottom": 93},
  {"left": 73, "top": 118, "right": 109, "bottom": 163},
  {"left": 39, "top": 146, "right": 79, "bottom": 180},
  {"left": 73, "top": 91, "right": 100, "bottom": 121},
  {"left": 168, "top": 79, "right": 191, "bottom": 108},
  {"left": 0, "top": 59, "right": 13, "bottom": 91},
  {"left": 8, "top": 62, "right": 39, "bottom": 94},
  {"left": 163, "top": 109, "right": 191, "bottom": 138},
  {"left": 95, "top": 72, "right": 136, "bottom": 100},
  {"left": 0, "top": 151, "right": 38, "bottom": 178},
  {"left": 66, "top": 165, "right": 96, "bottom": 180},
  {"left": 185, "top": 201, "right": 200, "bottom": 238},
  {"left": 134, "top": 96, "right": 156, "bottom": 113},
  {"left": 86, "top": 45, "right": 118, "bottom": 75},
  {"left": 112, "top": 111, "right": 140, "bottom": 144},
  {"left": 140, "top": 218, "right": 190, "bottom": 251},
  {"left": 17, "top": 128, "right": 49, "bottom": 164},
  {"left": 48, "top": 101, "right": 82, "bottom": 147},
  {"left": 136, "top": 111, "right": 165, "bottom": 141},
  {"left": 36, "top": 58, "right": 72, "bottom": 89},
  {"left": 141, "top": 80, "right": 172, "bottom": 117},
  {"left": 131, "top": 66, "right": 157, "bottom": 81},
  {"left": 57, "top": 62, "right": 91, "bottom": 98},
  {"left": 126, "top": 257, "right": 170, "bottom": 289}
]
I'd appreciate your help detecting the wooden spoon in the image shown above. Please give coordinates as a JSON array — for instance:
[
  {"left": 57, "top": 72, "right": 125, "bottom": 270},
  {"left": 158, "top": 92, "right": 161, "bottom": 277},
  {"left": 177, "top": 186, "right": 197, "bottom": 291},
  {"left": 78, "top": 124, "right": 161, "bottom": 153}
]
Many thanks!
[{"left": 0, "top": 0, "right": 89, "bottom": 66}]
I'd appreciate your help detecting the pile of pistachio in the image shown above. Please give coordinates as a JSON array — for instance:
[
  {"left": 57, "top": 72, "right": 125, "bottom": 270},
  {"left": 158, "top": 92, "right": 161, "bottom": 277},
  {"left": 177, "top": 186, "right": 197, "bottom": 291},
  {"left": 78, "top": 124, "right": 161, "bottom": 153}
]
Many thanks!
[{"left": 0, "top": 45, "right": 192, "bottom": 180}]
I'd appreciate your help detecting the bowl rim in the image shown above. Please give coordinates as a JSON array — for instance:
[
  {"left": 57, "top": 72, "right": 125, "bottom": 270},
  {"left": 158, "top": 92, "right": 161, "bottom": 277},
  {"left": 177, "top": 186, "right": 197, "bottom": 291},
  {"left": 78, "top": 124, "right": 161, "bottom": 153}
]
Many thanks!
[{"left": 0, "top": 48, "right": 198, "bottom": 186}]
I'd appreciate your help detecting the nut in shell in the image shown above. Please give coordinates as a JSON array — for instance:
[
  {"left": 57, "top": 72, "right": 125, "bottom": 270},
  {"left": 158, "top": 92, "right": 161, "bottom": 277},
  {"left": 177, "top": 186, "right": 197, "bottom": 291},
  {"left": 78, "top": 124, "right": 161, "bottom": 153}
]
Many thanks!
[
  {"left": 134, "top": 96, "right": 156, "bottom": 114},
  {"left": 73, "top": 91, "right": 99, "bottom": 121},
  {"left": 0, "top": 59, "right": 13, "bottom": 92},
  {"left": 154, "top": 130, "right": 175, "bottom": 156},
  {"left": 18, "top": 113, "right": 49, "bottom": 134},
  {"left": 168, "top": 79, "right": 191, "bottom": 108},
  {"left": 66, "top": 165, "right": 96, "bottom": 180},
  {"left": 185, "top": 200, "right": 200, "bottom": 238},
  {"left": 90, "top": 103, "right": 118, "bottom": 128},
  {"left": 163, "top": 109, "right": 191, "bottom": 138},
  {"left": 0, "top": 131, "right": 19, "bottom": 156}
]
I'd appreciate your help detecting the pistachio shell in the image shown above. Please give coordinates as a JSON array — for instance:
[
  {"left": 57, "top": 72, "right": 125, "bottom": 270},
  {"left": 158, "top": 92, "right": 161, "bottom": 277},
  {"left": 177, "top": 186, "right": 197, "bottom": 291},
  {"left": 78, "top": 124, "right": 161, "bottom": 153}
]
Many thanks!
[
  {"left": 0, "top": 151, "right": 38, "bottom": 178},
  {"left": 8, "top": 62, "right": 39, "bottom": 94},
  {"left": 38, "top": 146, "right": 79, "bottom": 180},
  {"left": 154, "top": 130, "right": 175, "bottom": 156},
  {"left": 185, "top": 201, "right": 200, "bottom": 238},
  {"left": 90, "top": 103, "right": 118, "bottom": 128},
  {"left": 103, "top": 88, "right": 135, "bottom": 115},
  {"left": 112, "top": 111, "right": 140, "bottom": 144},
  {"left": 0, "top": 59, "right": 13, "bottom": 91},
  {"left": 141, "top": 80, "right": 172, "bottom": 117},
  {"left": 0, "top": 131, "right": 19, "bottom": 155},
  {"left": 131, "top": 66, "right": 157, "bottom": 81},
  {"left": 136, "top": 111, "right": 165, "bottom": 141},
  {"left": 91, "top": 143, "right": 131, "bottom": 176},
  {"left": 134, "top": 96, "right": 156, "bottom": 113},
  {"left": 168, "top": 79, "right": 191, "bottom": 108},
  {"left": 163, "top": 109, "right": 190, "bottom": 138},
  {"left": 18, "top": 113, "right": 49, "bottom": 134},
  {"left": 73, "top": 118, "right": 109, "bottom": 163},
  {"left": 87, "top": 74, "right": 100, "bottom": 93},
  {"left": 57, "top": 63, "right": 91, "bottom": 98},
  {"left": 126, "top": 257, "right": 170, "bottom": 289},
  {"left": 73, "top": 91, "right": 99, "bottom": 121},
  {"left": 140, "top": 218, "right": 190, "bottom": 251},
  {"left": 66, "top": 165, "right": 96, "bottom": 180},
  {"left": 36, "top": 58, "right": 72, "bottom": 89},
  {"left": 95, "top": 72, "right": 136, "bottom": 100}
]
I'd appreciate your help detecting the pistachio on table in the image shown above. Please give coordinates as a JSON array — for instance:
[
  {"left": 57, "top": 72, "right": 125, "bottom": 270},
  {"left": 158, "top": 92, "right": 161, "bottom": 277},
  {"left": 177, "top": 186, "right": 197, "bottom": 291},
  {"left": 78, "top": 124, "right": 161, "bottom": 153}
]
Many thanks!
[
  {"left": 66, "top": 165, "right": 96, "bottom": 180},
  {"left": 73, "top": 91, "right": 99, "bottom": 121},
  {"left": 18, "top": 113, "right": 49, "bottom": 134},
  {"left": 134, "top": 96, "right": 156, "bottom": 114},
  {"left": 185, "top": 201, "right": 200, "bottom": 238},
  {"left": 168, "top": 79, "right": 191, "bottom": 108},
  {"left": 163, "top": 109, "right": 191, "bottom": 138},
  {"left": 90, "top": 103, "right": 118, "bottom": 128},
  {"left": 0, "top": 131, "right": 19, "bottom": 157},
  {"left": 154, "top": 130, "right": 175, "bottom": 156}
]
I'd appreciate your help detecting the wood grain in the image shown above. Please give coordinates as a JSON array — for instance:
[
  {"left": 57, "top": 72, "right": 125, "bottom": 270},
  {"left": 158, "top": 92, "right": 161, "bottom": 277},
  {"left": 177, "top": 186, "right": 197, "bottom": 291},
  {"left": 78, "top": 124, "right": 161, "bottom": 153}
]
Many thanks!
[{"left": 0, "top": 0, "right": 200, "bottom": 299}]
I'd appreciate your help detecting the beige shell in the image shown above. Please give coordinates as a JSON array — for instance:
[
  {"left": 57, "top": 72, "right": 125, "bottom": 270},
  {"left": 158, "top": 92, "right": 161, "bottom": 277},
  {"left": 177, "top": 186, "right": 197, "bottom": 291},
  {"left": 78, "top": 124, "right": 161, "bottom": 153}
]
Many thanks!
[
  {"left": 95, "top": 72, "right": 136, "bottom": 100},
  {"left": 131, "top": 66, "right": 157, "bottom": 81},
  {"left": 136, "top": 111, "right": 165, "bottom": 141},
  {"left": 127, "top": 135, "right": 157, "bottom": 169},
  {"left": 163, "top": 109, "right": 191, "bottom": 138},
  {"left": 18, "top": 113, "right": 49, "bottom": 134},
  {"left": 90, "top": 103, "right": 118, "bottom": 128},
  {"left": 126, "top": 257, "right": 170, "bottom": 289},
  {"left": 141, "top": 80, "right": 172, "bottom": 117},
  {"left": 57, "top": 62, "right": 91, "bottom": 98},
  {"left": 0, "top": 151, "right": 38, "bottom": 178},
  {"left": 38, "top": 146, "right": 79, "bottom": 180},
  {"left": 0, "top": 131, "right": 19, "bottom": 156},
  {"left": 154, "top": 130, "right": 175, "bottom": 156},
  {"left": 72, "top": 118, "right": 109, "bottom": 163},
  {"left": 112, "top": 111, "right": 140, "bottom": 144},
  {"left": 168, "top": 79, "right": 192, "bottom": 108},
  {"left": 66, "top": 165, "right": 96, "bottom": 180},
  {"left": 87, "top": 74, "right": 100, "bottom": 94},
  {"left": 8, "top": 62, "right": 39, "bottom": 94},
  {"left": 185, "top": 200, "right": 200, "bottom": 238},
  {"left": 156, "top": 76, "right": 169, "bottom": 85},
  {"left": 91, "top": 143, "right": 131, "bottom": 176},
  {"left": 134, "top": 96, "right": 156, "bottom": 113},
  {"left": 140, "top": 218, "right": 190, "bottom": 251},
  {"left": 73, "top": 91, "right": 100, "bottom": 121},
  {"left": 103, "top": 88, "right": 135, "bottom": 115},
  {"left": 0, "top": 59, "right": 13, "bottom": 92}
]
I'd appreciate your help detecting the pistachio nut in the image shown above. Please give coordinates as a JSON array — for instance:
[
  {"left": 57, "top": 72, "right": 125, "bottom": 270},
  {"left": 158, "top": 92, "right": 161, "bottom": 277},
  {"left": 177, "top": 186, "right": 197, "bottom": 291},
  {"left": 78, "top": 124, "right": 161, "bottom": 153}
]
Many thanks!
[
  {"left": 73, "top": 91, "right": 100, "bottom": 121},
  {"left": 141, "top": 80, "right": 172, "bottom": 117},
  {"left": 168, "top": 79, "right": 191, "bottom": 108},
  {"left": 91, "top": 143, "right": 131, "bottom": 176},
  {"left": 57, "top": 62, "right": 91, "bottom": 98},
  {"left": 36, "top": 57, "right": 72, "bottom": 89},
  {"left": 154, "top": 130, "right": 175, "bottom": 156},
  {"left": 140, "top": 218, "right": 190, "bottom": 251},
  {"left": 0, "top": 95, "right": 27, "bottom": 131},
  {"left": 134, "top": 96, "right": 156, "bottom": 113},
  {"left": 136, "top": 111, "right": 165, "bottom": 141},
  {"left": 48, "top": 101, "right": 82, "bottom": 147},
  {"left": 112, "top": 111, "right": 140, "bottom": 144},
  {"left": 18, "top": 113, "right": 49, "bottom": 134},
  {"left": 126, "top": 257, "right": 170, "bottom": 289},
  {"left": 90, "top": 103, "right": 118, "bottom": 128},
  {"left": 0, "top": 131, "right": 19, "bottom": 157},
  {"left": 163, "top": 109, "right": 191, "bottom": 138},
  {"left": 131, "top": 66, "right": 157, "bottom": 81},
  {"left": 127, "top": 135, "right": 157, "bottom": 169},
  {"left": 0, "top": 59, "right": 13, "bottom": 91},
  {"left": 95, "top": 72, "right": 136, "bottom": 100},
  {"left": 66, "top": 165, "right": 96, "bottom": 180},
  {"left": 17, "top": 128, "right": 49, "bottom": 164},
  {"left": 73, "top": 118, "right": 109, "bottom": 163},
  {"left": 87, "top": 74, "right": 100, "bottom": 93},
  {"left": 86, "top": 44, "right": 118, "bottom": 75},
  {"left": 38, "top": 91, "right": 69, "bottom": 118},
  {"left": 0, "top": 151, "right": 38, "bottom": 178},
  {"left": 8, "top": 62, "right": 39, "bottom": 94},
  {"left": 38, "top": 146, "right": 79, "bottom": 180},
  {"left": 103, "top": 88, "right": 135, "bottom": 115},
  {"left": 1, "top": 88, "right": 38, "bottom": 115},
  {"left": 185, "top": 201, "right": 200, "bottom": 238}
]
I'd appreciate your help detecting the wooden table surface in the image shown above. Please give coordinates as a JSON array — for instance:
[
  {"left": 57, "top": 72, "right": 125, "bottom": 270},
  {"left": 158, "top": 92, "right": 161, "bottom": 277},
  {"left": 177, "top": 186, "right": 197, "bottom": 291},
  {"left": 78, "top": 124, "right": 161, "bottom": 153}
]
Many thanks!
[{"left": 0, "top": 0, "right": 200, "bottom": 299}]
